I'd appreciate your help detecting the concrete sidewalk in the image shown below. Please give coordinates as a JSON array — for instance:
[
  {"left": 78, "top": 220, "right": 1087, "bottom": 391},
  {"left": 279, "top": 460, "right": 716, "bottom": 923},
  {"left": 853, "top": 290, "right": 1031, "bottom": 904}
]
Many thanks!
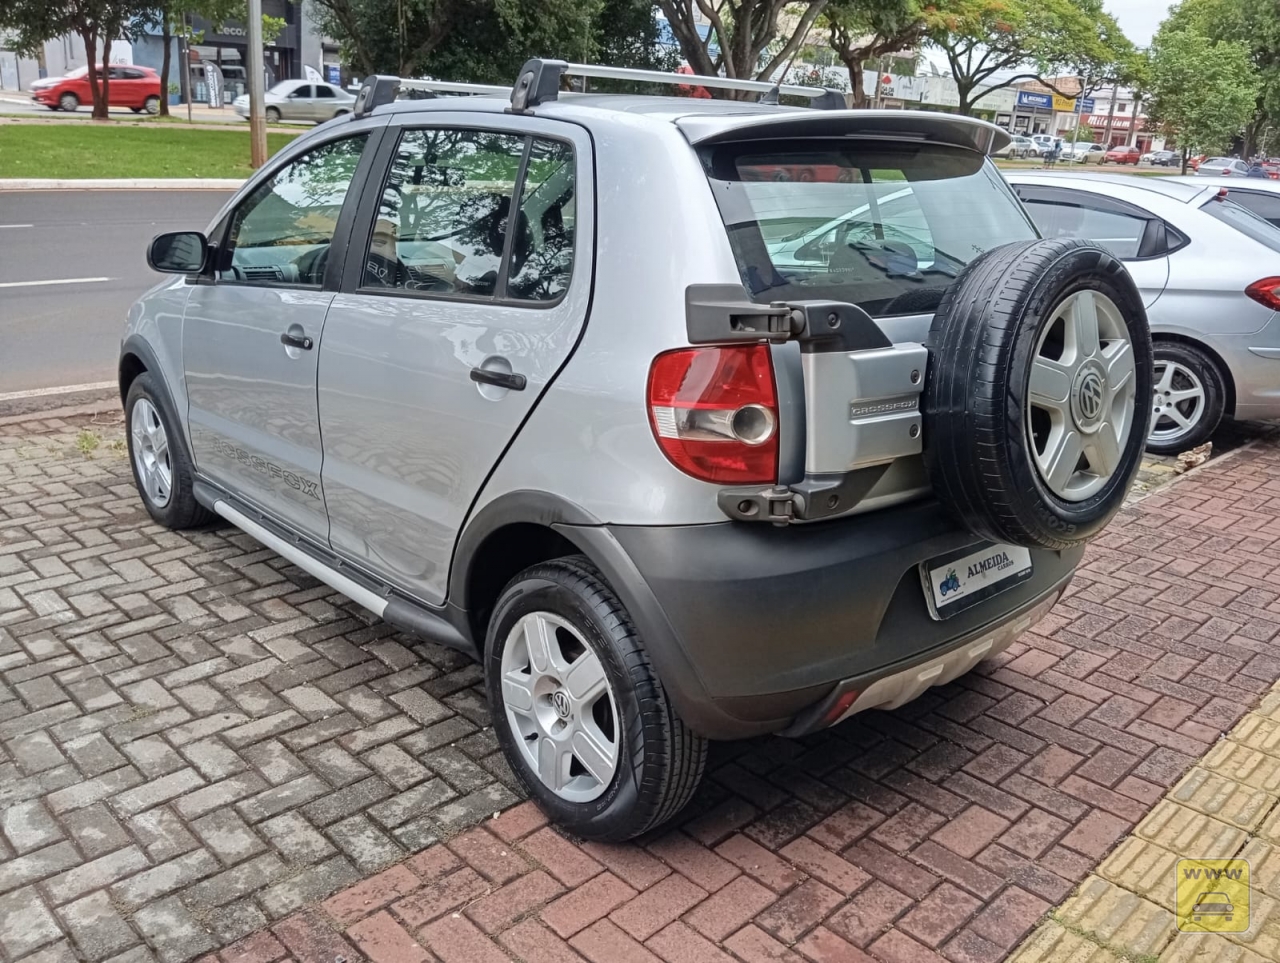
[{"left": 2, "top": 412, "right": 1279, "bottom": 963}]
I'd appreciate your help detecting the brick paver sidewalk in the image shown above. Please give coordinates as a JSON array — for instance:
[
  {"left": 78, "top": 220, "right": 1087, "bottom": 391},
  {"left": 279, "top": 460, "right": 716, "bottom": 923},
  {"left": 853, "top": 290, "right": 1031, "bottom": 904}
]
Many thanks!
[{"left": 3, "top": 413, "right": 1280, "bottom": 963}]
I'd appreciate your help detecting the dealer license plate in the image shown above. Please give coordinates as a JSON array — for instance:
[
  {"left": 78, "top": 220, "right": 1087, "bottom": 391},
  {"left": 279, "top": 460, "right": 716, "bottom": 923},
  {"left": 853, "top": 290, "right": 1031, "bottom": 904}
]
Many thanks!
[{"left": 921, "top": 543, "right": 1033, "bottom": 620}]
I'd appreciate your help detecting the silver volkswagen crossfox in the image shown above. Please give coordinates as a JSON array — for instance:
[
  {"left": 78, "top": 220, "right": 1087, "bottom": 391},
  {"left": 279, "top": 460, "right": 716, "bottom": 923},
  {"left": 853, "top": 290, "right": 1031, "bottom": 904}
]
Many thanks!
[{"left": 121, "top": 60, "right": 1153, "bottom": 840}]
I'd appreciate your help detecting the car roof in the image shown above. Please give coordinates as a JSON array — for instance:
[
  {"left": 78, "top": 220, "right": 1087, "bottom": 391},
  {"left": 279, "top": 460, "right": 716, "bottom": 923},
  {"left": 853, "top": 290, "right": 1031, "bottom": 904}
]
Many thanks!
[
  {"left": 365, "top": 94, "right": 1008, "bottom": 153},
  {"left": 1002, "top": 171, "right": 1211, "bottom": 204}
]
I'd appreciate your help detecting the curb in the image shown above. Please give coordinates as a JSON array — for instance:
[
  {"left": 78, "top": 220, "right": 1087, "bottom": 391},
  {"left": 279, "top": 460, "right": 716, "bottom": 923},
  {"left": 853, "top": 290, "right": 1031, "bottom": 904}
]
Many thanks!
[{"left": 0, "top": 178, "right": 243, "bottom": 190}]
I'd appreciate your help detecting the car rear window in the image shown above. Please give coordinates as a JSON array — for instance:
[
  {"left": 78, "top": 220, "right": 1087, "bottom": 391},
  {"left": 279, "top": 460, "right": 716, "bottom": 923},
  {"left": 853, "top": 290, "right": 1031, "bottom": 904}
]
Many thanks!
[
  {"left": 700, "top": 140, "right": 1036, "bottom": 317},
  {"left": 1201, "top": 196, "right": 1280, "bottom": 253}
]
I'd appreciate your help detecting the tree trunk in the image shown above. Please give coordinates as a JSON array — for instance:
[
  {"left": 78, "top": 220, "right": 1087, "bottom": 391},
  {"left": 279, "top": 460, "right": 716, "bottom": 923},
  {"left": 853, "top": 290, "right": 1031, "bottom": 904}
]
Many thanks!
[
  {"left": 81, "top": 32, "right": 105, "bottom": 120},
  {"left": 96, "top": 36, "right": 112, "bottom": 120},
  {"left": 159, "top": 15, "right": 172, "bottom": 118},
  {"left": 1181, "top": 146, "right": 1188, "bottom": 176},
  {"left": 957, "top": 86, "right": 975, "bottom": 116}
]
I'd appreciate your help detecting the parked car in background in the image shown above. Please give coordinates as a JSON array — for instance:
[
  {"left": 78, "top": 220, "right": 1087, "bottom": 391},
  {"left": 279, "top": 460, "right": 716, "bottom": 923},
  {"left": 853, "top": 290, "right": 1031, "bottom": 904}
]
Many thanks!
[
  {"left": 30, "top": 64, "right": 162, "bottom": 114},
  {"left": 1197, "top": 157, "right": 1250, "bottom": 177},
  {"left": 1150, "top": 150, "right": 1179, "bottom": 167},
  {"left": 1061, "top": 143, "right": 1103, "bottom": 163},
  {"left": 1006, "top": 172, "right": 1280, "bottom": 453},
  {"left": 232, "top": 79, "right": 356, "bottom": 123},
  {"left": 1102, "top": 145, "right": 1142, "bottom": 165},
  {"left": 995, "top": 134, "right": 1036, "bottom": 159}
]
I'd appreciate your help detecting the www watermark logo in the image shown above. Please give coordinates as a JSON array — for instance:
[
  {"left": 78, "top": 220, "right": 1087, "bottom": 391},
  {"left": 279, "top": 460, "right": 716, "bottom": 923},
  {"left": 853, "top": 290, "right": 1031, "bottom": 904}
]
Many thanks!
[{"left": 1175, "top": 859, "right": 1250, "bottom": 933}]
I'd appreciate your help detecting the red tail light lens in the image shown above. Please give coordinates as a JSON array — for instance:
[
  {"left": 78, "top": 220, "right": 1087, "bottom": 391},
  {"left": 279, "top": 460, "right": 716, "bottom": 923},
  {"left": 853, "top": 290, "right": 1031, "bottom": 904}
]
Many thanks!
[
  {"left": 647, "top": 345, "right": 779, "bottom": 484},
  {"left": 1246, "top": 277, "right": 1280, "bottom": 310}
]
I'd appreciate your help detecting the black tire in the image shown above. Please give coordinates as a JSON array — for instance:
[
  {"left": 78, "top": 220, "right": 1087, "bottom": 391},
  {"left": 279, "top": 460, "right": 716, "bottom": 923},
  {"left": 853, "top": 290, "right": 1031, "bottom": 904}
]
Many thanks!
[
  {"left": 485, "top": 556, "right": 707, "bottom": 841},
  {"left": 1146, "top": 341, "right": 1225, "bottom": 455},
  {"left": 144, "top": 96, "right": 160, "bottom": 115},
  {"left": 124, "top": 373, "right": 215, "bottom": 530},
  {"left": 923, "top": 238, "right": 1152, "bottom": 551},
  {"left": 130, "top": 106, "right": 143, "bottom": 113},
  {"left": 265, "top": 106, "right": 281, "bottom": 123}
]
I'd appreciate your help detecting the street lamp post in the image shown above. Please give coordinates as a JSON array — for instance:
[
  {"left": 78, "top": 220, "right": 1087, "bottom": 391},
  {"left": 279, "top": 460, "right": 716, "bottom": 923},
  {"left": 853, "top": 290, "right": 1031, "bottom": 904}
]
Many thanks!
[{"left": 247, "top": 0, "right": 267, "bottom": 169}]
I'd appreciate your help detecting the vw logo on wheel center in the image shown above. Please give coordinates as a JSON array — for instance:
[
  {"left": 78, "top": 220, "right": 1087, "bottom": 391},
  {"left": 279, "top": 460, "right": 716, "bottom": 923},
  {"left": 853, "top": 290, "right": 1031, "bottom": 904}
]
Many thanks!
[
  {"left": 552, "top": 689, "right": 572, "bottom": 719},
  {"left": 1071, "top": 363, "right": 1107, "bottom": 431}
]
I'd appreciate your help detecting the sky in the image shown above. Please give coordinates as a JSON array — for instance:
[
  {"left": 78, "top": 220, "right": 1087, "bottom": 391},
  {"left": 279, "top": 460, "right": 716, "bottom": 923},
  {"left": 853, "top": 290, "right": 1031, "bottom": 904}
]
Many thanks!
[{"left": 1112, "top": 0, "right": 1173, "bottom": 48}]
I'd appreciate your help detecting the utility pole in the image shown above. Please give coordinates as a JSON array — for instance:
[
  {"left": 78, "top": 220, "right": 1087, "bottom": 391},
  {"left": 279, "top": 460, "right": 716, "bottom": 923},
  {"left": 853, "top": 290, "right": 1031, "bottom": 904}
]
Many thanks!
[{"left": 247, "top": 0, "right": 267, "bottom": 168}]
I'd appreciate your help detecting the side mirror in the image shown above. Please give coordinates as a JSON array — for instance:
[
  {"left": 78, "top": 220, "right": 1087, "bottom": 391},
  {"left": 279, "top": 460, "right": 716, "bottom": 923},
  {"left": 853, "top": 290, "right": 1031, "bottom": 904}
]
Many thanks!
[{"left": 148, "top": 231, "right": 208, "bottom": 274}]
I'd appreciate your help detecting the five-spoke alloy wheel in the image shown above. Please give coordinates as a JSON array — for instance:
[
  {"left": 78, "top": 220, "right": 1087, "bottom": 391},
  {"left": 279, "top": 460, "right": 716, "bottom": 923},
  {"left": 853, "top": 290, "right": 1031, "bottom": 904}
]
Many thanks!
[
  {"left": 1144, "top": 341, "right": 1225, "bottom": 455},
  {"left": 131, "top": 397, "right": 173, "bottom": 509},
  {"left": 124, "top": 372, "right": 214, "bottom": 530}
]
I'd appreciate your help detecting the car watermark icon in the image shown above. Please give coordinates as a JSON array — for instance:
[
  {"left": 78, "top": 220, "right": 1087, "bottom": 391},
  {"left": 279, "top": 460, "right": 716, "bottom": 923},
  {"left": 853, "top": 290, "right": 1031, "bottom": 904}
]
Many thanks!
[{"left": 1175, "top": 858, "right": 1250, "bottom": 933}]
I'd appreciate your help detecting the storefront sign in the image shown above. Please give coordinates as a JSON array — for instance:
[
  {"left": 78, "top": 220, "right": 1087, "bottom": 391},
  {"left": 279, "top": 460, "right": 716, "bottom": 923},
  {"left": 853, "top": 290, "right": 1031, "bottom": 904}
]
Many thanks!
[
  {"left": 1051, "top": 94, "right": 1075, "bottom": 112},
  {"left": 1016, "top": 91, "right": 1053, "bottom": 109},
  {"left": 1082, "top": 114, "right": 1133, "bottom": 130}
]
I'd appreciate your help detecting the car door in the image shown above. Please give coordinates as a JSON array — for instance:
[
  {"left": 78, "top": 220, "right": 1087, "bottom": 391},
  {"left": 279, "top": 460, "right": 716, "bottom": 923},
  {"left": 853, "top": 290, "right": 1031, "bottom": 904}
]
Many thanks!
[
  {"left": 183, "top": 121, "right": 386, "bottom": 541},
  {"left": 317, "top": 114, "right": 591, "bottom": 604},
  {"left": 286, "top": 84, "right": 315, "bottom": 121},
  {"left": 1012, "top": 185, "right": 1172, "bottom": 309},
  {"left": 313, "top": 84, "right": 339, "bottom": 119}
]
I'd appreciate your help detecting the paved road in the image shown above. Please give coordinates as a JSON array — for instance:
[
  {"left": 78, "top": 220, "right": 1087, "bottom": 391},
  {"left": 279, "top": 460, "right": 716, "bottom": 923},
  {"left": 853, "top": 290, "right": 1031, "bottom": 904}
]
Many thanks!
[{"left": 0, "top": 189, "right": 230, "bottom": 393}]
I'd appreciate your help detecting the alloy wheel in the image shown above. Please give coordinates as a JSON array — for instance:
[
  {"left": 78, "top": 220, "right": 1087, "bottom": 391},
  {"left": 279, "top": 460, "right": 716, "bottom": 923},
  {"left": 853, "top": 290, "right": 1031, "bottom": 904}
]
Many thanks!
[
  {"left": 1150, "top": 360, "right": 1206, "bottom": 446},
  {"left": 131, "top": 398, "right": 173, "bottom": 509},
  {"left": 500, "top": 612, "right": 620, "bottom": 803},
  {"left": 1026, "top": 289, "right": 1137, "bottom": 502}
]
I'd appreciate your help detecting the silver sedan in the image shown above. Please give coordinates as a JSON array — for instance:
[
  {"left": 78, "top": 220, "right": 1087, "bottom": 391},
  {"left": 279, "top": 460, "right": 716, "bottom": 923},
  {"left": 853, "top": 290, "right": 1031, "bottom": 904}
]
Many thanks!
[
  {"left": 1005, "top": 172, "right": 1280, "bottom": 453},
  {"left": 232, "top": 80, "right": 356, "bottom": 124}
]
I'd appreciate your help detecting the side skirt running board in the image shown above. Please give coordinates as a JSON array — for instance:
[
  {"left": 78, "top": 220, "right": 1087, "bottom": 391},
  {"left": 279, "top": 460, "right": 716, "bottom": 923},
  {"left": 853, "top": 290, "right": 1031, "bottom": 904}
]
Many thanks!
[{"left": 194, "top": 481, "right": 473, "bottom": 655}]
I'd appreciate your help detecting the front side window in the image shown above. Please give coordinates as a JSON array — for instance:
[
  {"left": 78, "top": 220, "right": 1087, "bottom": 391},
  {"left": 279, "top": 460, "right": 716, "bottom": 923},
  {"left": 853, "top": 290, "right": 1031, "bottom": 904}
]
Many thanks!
[
  {"left": 1020, "top": 198, "right": 1149, "bottom": 259},
  {"left": 362, "top": 128, "right": 526, "bottom": 297},
  {"left": 702, "top": 141, "right": 1036, "bottom": 316},
  {"left": 220, "top": 134, "right": 368, "bottom": 286},
  {"left": 289, "top": 85, "right": 312, "bottom": 99}
]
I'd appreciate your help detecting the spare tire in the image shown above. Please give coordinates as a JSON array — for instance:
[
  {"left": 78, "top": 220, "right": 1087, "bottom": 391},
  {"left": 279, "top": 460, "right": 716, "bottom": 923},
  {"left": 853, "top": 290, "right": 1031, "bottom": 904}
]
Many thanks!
[{"left": 923, "top": 238, "right": 1152, "bottom": 551}]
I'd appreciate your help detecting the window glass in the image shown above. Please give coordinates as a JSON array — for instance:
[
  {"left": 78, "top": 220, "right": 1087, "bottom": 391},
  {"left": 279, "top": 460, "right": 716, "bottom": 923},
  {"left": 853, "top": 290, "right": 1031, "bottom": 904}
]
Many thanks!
[
  {"left": 315, "top": 85, "right": 335, "bottom": 98},
  {"left": 508, "top": 139, "right": 576, "bottom": 301},
  {"left": 1020, "top": 198, "right": 1147, "bottom": 259},
  {"left": 1227, "top": 190, "right": 1280, "bottom": 228},
  {"left": 363, "top": 128, "right": 526, "bottom": 297},
  {"left": 220, "top": 134, "right": 368, "bottom": 286},
  {"left": 701, "top": 142, "right": 1036, "bottom": 316},
  {"left": 1201, "top": 197, "right": 1280, "bottom": 253},
  {"left": 290, "top": 84, "right": 312, "bottom": 99},
  {"left": 123, "top": 68, "right": 146, "bottom": 79}
]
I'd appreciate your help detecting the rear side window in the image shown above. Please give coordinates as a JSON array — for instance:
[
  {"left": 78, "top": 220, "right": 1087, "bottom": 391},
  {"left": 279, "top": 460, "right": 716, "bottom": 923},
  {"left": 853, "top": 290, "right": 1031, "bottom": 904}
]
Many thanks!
[
  {"left": 701, "top": 141, "right": 1036, "bottom": 316},
  {"left": 1020, "top": 199, "right": 1147, "bottom": 259},
  {"left": 1201, "top": 197, "right": 1280, "bottom": 253},
  {"left": 1221, "top": 190, "right": 1280, "bottom": 228}
]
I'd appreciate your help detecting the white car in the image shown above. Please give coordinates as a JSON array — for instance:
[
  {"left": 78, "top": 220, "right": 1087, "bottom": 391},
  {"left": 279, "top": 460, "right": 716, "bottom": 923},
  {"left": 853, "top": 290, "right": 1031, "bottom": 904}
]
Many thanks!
[
  {"left": 1006, "top": 172, "right": 1280, "bottom": 452},
  {"left": 1197, "top": 157, "right": 1251, "bottom": 177},
  {"left": 232, "top": 79, "right": 356, "bottom": 124},
  {"left": 995, "top": 134, "right": 1036, "bottom": 159}
]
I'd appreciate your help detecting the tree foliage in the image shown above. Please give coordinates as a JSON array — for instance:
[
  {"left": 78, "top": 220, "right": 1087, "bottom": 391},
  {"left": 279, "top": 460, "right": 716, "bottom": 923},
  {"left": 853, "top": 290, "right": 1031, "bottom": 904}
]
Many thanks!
[
  {"left": 822, "top": 0, "right": 930, "bottom": 107},
  {"left": 926, "top": 0, "right": 1131, "bottom": 115},
  {"left": 655, "top": 0, "right": 829, "bottom": 96},
  {"left": 1148, "top": 20, "right": 1257, "bottom": 168}
]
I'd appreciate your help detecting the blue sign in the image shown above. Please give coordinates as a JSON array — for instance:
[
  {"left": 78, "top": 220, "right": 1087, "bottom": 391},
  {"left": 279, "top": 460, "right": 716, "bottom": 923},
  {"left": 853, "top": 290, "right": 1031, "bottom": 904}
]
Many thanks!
[
  {"left": 1079, "top": 97, "right": 1095, "bottom": 113},
  {"left": 1016, "top": 91, "right": 1053, "bottom": 110},
  {"left": 327, "top": 65, "right": 340, "bottom": 85}
]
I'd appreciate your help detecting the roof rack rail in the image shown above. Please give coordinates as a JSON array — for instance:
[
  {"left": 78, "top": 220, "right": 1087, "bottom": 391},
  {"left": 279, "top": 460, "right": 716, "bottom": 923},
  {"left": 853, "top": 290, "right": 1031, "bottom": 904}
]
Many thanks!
[
  {"left": 510, "top": 59, "right": 847, "bottom": 111},
  {"left": 352, "top": 60, "right": 848, "bottom": 119}
]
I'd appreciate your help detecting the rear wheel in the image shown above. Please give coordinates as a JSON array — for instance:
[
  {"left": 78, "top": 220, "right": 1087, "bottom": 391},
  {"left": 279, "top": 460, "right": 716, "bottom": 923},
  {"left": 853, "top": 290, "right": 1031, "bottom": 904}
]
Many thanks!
[
  {"left": 1146, "top": 341, "right": 1225, "bottom": 454},
  {"left": 59, "top": 92, "right": 78, "bottom": 112},
  {"left": 144, "top": 95, "right": 160, "bottom": 115},
  {"left": 486, "top": 556, "right": 707, "bottom": 841}
]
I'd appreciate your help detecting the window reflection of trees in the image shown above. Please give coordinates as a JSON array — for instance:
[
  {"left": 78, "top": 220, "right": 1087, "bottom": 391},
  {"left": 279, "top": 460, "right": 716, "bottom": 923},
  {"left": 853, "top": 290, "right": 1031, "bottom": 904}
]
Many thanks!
[{"left": 509, "top": 140, "right": 575, "bottom": 302}]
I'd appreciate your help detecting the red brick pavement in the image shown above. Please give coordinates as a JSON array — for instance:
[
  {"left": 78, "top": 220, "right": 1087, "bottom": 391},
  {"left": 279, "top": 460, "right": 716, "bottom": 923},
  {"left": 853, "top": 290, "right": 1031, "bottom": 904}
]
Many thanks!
[{"left": 191, "top": 438, "right": 1280, "bottom": 963}]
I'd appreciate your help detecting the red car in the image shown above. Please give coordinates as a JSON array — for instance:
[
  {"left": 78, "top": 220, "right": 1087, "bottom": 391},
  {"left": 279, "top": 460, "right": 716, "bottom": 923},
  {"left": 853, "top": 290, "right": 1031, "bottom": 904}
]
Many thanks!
[
  {"left": 1102, "top": 145, "right": 1141, "bottom": 165},
  {"left": 30, "top": 65, "right": 163, "bottom": 114}
]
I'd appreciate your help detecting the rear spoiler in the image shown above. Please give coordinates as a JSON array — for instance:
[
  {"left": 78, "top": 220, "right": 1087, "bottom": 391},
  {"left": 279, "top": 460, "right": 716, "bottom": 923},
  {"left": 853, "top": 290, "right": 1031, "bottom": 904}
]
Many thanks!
[{"left": 676, "top": 111, "right": 1010, "bottom": 156}]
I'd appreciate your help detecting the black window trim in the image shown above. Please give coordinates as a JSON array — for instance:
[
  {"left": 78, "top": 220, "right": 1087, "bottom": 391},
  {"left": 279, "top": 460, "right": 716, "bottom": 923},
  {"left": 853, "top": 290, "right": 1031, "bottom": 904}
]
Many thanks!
[
  {"left": 1013, "top": 184, "right": 1171, "bottom": 261},
  {"left": 202, "top": 125, "right": 388, "bottom": 292},
  {"left": 339, "top": 122, "right": 579, "bottom": 311}
]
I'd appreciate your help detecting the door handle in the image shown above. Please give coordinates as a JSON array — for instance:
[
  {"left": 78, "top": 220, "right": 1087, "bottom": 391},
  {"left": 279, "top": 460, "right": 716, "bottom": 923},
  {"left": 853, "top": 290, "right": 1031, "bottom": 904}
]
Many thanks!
[
  {"left": 280, "top": 332, "right": 313, "bottom": 350},
  {"left": 469, "top": 368, "right": 527, "bottom": 391}
]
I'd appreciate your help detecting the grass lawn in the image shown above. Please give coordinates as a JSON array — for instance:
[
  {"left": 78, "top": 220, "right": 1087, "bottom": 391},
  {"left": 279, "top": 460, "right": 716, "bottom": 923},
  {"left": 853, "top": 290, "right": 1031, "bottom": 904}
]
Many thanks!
[{"left": 0, "top": 123, "right": 299, "bottom": 178}]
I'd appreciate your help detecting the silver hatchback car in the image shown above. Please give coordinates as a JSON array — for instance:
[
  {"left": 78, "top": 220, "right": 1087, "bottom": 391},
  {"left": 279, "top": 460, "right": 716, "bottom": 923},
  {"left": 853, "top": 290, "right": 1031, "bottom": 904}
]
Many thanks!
[
  {"left": 1005, "top": 172, "right": 1280, "bottom": 453},
  {"left": 123, "top": 61, "right": 1151, "bottom": 839}
]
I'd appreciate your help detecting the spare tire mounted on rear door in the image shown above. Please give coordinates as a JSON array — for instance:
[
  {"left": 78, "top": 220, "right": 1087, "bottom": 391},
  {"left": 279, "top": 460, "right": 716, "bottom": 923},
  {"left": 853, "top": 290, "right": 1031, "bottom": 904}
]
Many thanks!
[{"left": 923, "top": 238, "right": 1152, "bottom": 551}]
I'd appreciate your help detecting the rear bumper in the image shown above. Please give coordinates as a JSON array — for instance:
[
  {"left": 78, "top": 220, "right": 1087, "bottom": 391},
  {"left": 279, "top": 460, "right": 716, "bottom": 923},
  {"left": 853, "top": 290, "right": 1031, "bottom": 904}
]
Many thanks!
[{"left": 563, "top": 499, "right": 1082, "bottom": 740}]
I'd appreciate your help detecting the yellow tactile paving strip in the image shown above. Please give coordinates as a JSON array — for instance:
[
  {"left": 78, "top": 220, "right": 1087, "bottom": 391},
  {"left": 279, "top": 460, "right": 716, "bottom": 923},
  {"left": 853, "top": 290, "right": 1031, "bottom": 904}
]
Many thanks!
[{"left": 1012, "top": 684, "right": 1280, "bottom": 962}]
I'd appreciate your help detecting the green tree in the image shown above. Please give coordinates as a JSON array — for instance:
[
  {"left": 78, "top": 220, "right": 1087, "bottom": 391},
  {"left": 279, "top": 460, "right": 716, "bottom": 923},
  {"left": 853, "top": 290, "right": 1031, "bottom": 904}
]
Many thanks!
[
  {"left": 305, "top": 0, "right": 601, "bottom": 81},
  {"left": 655, "top": 0, "right": 829, "bottom": 96},
  {"left": 1148, "top": 24, "right": 1258, "bottom": 172},
  {"left": 926, "top": 0, "right": 1124, "bottom": 115},
  {"left": 0, "top": 0, "right": 144, "bottom": 118},
  {"left": 822, "top": 0, "right": 931, "bottom": 107}
]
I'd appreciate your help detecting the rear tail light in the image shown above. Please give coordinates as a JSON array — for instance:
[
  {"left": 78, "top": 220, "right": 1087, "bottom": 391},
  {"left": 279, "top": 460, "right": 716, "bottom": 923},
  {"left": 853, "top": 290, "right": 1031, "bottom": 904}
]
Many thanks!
[
  {"left": 647, "top": 345, "right": 779, "bottom": 484},
  {"left": 1246, "top": 277, "right": 1280, "bottom": 310}
]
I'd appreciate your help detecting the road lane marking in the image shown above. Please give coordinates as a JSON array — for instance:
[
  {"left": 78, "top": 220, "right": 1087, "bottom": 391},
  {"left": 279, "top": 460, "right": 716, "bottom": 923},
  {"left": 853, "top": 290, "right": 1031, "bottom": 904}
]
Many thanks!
[
  {"left": 0, "top": 224, "right": 33, "bottom": 229},
  {"left": 0, "top": 381, "right": 117, "bottom": 403},
  {"left": 0, "top": 277, "right": 111, "bottom": 289}
]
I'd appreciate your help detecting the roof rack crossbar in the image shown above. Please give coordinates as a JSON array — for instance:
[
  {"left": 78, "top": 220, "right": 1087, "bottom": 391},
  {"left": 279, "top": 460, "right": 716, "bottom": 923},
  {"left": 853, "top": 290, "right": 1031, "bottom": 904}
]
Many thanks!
[{"left": 398, "top": 79, "right": 512, "bottom": 96}]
